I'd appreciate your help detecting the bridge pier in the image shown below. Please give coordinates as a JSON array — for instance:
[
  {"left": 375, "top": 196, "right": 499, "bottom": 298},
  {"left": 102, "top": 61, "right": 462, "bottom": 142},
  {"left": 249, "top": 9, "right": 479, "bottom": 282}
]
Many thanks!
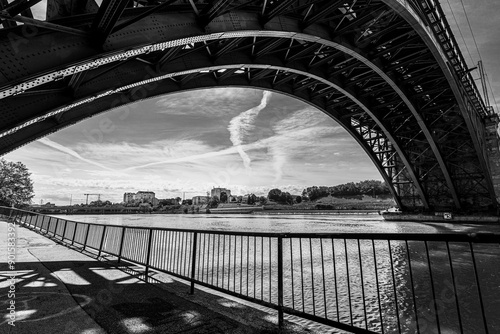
[{"left": 485, "top": 115, "right": 500, "bottom": 211}]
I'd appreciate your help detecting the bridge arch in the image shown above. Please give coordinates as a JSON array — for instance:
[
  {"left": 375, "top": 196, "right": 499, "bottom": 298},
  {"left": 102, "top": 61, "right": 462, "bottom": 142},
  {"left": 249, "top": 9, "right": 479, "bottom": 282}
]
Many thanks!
[{"left": 0, "top": 0, "right": 496, "bottom": 211}]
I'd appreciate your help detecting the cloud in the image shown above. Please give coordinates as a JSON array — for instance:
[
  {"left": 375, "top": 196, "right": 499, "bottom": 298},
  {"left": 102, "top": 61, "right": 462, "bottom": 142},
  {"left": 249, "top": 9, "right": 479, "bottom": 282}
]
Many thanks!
[
  {"left": 37, "top": 138, "right": 114, "bottom": 171},
  {"left": 155, "top": 88, "right": 263, "bottom": 118},
  {"left": 123, "top": 145, "right": 241, "bottom": 171},
  {"left": 265, "top": 107, "right": 350, "bottom": 181},
  {"left": 228, "top": 90, "right": 272, "bottom": 169}
]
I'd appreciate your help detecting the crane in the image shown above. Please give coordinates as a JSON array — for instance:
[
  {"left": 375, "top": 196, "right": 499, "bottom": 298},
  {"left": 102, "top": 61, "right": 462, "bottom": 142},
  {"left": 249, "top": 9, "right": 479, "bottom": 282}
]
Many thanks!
[{"left": 84, "top": 193, "right": 101, "bottom": 205}]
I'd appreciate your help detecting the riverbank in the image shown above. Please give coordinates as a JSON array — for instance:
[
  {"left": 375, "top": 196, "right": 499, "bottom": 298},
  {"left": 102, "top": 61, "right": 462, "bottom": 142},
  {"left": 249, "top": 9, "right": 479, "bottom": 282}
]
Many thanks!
[
  {"left": 27, "top": 195, "right": 396, "bottom": 215},
  {"left": 255, "top": 209, "right": 379, "bottom": 215}
]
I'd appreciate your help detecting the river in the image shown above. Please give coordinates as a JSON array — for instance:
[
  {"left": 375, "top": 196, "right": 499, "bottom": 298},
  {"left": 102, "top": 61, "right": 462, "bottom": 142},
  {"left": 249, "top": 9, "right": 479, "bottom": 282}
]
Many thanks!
[
  {"left": 50, "top": 212, "right": 500, "bottom": 234},
  {"left": 50, "top": 213, "right": 500, "bottom": 333}
]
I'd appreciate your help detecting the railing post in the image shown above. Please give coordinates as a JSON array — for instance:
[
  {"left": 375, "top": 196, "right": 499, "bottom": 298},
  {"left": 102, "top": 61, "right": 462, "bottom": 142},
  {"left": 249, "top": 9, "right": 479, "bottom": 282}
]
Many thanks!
[
  {"left": 117, "top": 227, "right": 126, "bottom": 263},
  {"left": 98, "top": 226, "right": 107, "bottom": 258},
  {"left": 54, "top": 219, "right": 60, "bottom": 238},
  {"left": 13, "top": 211, "right": 19, "bottom": 224},
  {"left": 62, "top": 220, "right": 67, "bottom": 243},
  {"left": 72, "top": 223, "right": 77, "bottom": 245},
  {"left": 190, "top": 232, "right": 198, "bottom": 294},
  {"left": 83, "top": 224, "right": 90, "bottom": 250},
  {"left": 35, "top": 214, "right": 40, "bottom": 228},
  {"left": 44, "top": 217, "right": 50, "bottom": 235},
  {"left": 144, "top": 229, "right": 154, "bottom": 282},
  {"left": 278, "top": 236, "right": 284, "bottom": 329}
]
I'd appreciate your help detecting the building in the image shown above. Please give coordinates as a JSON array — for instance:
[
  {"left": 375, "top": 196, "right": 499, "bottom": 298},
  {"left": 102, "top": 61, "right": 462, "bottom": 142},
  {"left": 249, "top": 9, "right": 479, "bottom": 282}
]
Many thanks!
[
  {"left": 192, "top": 196, "right": 208, "bottom": 205},
  {"left": 123, "top": 191, "right": 156, "bottom": 204},
  {"left": 211, "top": 187, "right": 231, "bottom": 201},
  {"left": 136, "top": 191, "right": 155, "bottom": 202},
  {"left": 123, "top": 192, "right": 135, "bottom": 203}
]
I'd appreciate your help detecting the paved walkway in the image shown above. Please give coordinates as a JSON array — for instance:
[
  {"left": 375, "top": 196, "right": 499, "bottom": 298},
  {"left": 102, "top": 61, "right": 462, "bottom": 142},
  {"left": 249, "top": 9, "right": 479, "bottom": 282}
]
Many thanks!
[{"left": 0, "top": 220, "right": 313, "bottom": 334}]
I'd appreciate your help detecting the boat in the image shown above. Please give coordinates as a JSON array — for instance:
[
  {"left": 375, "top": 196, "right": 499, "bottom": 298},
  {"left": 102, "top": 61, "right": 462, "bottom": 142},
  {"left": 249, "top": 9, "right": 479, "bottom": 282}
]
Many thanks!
[{"left": 381, "top": 211, "right": 500, "bottom": 223}]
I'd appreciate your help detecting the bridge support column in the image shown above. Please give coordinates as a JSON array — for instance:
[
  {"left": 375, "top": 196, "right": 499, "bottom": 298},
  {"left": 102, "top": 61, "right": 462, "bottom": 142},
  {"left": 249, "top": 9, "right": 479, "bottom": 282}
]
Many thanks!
[{"left": 485, "top": 115, "right": 500, "bottom": 210}]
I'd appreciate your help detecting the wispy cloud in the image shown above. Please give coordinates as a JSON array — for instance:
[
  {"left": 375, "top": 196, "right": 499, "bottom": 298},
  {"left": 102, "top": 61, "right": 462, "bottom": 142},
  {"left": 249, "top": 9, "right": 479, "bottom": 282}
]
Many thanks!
[
  {"left": 38, "top": 138, "right": 114, "bottom": 171},
  {"left": 228, "top": 90, "right": 272, "bottom": 169},
  {"left": 266, "top": 107, "right": 347, "bottom": 181},
  {"left": 155, "top": 88, "right": 262, "bottom": 118}
]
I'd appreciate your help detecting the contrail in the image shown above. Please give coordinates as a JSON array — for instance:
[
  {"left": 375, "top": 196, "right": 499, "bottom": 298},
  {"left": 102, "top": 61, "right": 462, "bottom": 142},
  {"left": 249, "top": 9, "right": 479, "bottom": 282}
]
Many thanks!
[
  {"left": 271, "top": 147, "right": 286, "bottom": 182},
  {"left": 228, "top": 90, "right": 272, "bottom": 169},
  {"left": 123, "top": 139, "right": 267, "bottom": 171},
  {"left": 38, "top": 137, "right": 114, "bottom": 171}
]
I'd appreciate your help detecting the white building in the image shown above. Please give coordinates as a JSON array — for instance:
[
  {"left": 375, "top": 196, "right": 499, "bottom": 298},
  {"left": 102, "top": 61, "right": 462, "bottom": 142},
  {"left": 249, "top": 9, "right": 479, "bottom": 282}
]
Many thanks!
[
  {"left": 192, "top": 196, "right": 208, "bottom": 205},
  {"left": 211, "top": 187, "right": 231, "bottom": 201},
  {"left": 136, "top": 191, "right": 155, "bottom": 202},
  {"left": 123, "top": 192, "right": 135, "bottom": 203},
  {"left": 123, "top": 191, "right": 156, "bottom": 204}
]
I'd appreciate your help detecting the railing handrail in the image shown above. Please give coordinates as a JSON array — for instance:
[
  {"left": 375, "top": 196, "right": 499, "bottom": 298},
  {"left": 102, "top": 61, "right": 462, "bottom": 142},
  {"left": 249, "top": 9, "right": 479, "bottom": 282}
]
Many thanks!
[{"left": 2, "top": 206, "right": 499, "bottom": 242}]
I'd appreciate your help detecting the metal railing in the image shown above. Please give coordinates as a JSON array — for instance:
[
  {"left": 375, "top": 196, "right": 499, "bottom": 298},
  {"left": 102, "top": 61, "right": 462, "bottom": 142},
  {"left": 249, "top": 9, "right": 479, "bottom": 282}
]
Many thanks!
[{"left": 2, "top": 206, "right": 499, "bottom": 334}]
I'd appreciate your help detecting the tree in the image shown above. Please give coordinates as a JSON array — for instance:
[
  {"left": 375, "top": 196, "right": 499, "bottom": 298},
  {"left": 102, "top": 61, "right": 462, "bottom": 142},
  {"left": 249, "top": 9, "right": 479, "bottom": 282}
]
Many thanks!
[
  {"left": 268, "top": 188, "right": 282, "bottom": 202},
  {"left": 220, "top": 191, "right": 228, "bottom": 203},
  {"left": 175, "top": 197, "right": 182, "bottom": 205},
  {"left": 209, "top": 196, "right": 220, "bottom": 208},
  {"left": 295, "top": 196, "right": 302, "bottom": 204},
  {"left": 259, "top": 196, "right": 268, "bottom": 205},
  {"left": 247, "top": 194, "right": 257, "bottom": 205},
  {"left": 0, "top": 158, "right": 34, "bottom": 207},
  {"left": 280, "top": 192, "right": 294, "bottom": 205}
]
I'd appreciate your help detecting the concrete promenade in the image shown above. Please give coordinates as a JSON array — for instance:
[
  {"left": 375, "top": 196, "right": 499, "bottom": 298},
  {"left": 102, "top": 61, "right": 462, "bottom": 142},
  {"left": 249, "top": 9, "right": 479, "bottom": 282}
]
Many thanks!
[{"left": 0, "top": 220, "right": 313, "bottom": 334}]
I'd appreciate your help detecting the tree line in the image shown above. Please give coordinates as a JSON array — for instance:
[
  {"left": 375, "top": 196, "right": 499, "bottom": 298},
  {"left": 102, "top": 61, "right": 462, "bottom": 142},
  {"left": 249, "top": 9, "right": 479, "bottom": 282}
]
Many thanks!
[
  {"left": 267, "top": 180, "right": 390, "bottom": 204},
  {"left": 302, "top": 180, "right": 390, "bottom": 201}
]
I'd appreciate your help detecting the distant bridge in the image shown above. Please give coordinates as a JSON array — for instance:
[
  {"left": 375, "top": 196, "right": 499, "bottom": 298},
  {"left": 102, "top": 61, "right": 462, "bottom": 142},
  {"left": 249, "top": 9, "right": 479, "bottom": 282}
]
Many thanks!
[{"left": 0, "top": 0, "right": 499, "bottom": 212}]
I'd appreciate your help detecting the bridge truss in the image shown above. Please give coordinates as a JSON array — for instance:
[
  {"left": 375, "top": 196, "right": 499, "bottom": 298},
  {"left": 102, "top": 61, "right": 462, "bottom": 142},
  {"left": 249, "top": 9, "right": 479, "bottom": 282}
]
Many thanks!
[{"left": 0, "top": 0, "right": 498, "bottom": 212}]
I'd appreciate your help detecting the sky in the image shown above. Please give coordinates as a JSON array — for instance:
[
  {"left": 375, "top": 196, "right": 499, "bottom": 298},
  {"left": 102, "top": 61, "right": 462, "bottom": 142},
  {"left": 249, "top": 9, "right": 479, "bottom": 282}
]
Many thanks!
[{"left": 3, "top": 0, "right": 500, "bottom": 205}]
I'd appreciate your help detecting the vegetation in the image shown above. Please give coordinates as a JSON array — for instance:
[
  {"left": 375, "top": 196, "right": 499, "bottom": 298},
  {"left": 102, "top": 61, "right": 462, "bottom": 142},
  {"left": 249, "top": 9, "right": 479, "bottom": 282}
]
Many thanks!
[
  {"left": 246, "top": 193, "right": 257, "bottom": 205},
  {"left": 208, "top": 195, "right": 220, "bottom": 208},
  {"left": 302, "top": 180, "right": 390, "bottom": 201},
  {"left": 0, "top": 158, "right": 34, "bottom": 207},
  {"left": 220, "top": 191, "right": 228, "bottom": 203},
  {"left": 267, "top": 188, "right": 294, "bottom": 204}
]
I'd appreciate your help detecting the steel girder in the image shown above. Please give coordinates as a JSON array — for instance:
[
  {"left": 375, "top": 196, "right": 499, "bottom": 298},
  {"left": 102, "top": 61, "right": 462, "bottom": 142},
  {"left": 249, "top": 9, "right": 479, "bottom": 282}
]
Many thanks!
[{"left": 0, "top": 0, "right": 496, "bottom": 212}]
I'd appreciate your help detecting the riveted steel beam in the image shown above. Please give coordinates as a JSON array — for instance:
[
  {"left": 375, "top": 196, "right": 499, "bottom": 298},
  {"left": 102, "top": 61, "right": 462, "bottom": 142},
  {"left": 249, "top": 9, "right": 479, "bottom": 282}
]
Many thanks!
[
  {"left": 301, "top": 0, "right": 343, "bottom": 28},
  {"left": 91, "top": 0, "right": 130, "bottom": 44},
  {"left": 199, "top": 0, "right": 233, "bottom": 25},
  {"left": 1, "top": 0, "right": 41, "bottom": 17},
  {"left": 261, "top": 0, "right": 296, "bottom": 23},
  {"left": 112, "top": 0, "right": 178, "bottom": 34},
  {"left": 0, "top": 12, "right": 90, "bottom": 35}
]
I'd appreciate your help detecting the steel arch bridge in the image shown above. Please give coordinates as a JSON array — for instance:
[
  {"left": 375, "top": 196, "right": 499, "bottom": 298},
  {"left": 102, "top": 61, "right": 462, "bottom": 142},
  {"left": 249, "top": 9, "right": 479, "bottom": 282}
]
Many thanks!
[{"left": 0, "top": 0, "right": 499, "bottom": 212}]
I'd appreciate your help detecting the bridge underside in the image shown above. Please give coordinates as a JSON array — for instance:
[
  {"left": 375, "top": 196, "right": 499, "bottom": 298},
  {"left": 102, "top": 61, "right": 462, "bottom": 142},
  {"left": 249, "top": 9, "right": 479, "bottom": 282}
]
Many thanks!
[{"left": 0, "top": 0, "right": 498, "bottom": 212}]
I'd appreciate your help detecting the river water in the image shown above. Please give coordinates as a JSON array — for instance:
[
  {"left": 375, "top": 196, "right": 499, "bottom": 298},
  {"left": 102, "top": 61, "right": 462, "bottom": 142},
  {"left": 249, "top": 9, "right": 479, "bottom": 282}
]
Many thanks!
[
  {"left": 51, "top": 213, "right": 500, "bottom": 333},
  {"left": 50, "top": 212, "right": 500, "bottom": 234}
]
